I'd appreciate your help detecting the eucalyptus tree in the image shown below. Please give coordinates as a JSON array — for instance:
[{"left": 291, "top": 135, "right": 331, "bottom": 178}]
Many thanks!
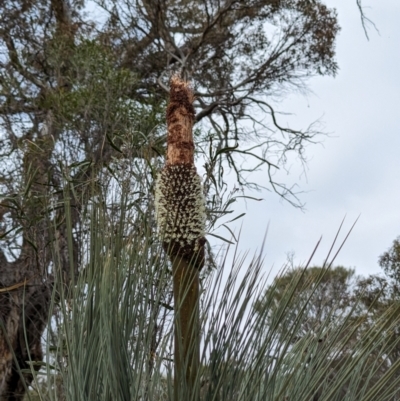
[
  {"left": 0, "top": 4, "right": 163, "bottom": 396},
  {"left": 254, "top": 265, "right": 361, "bottom": 365},
  {"left": 255, "top": 266, "right": 358, "bottom": 335},
  {"left": 353, "top": 236, "right": 400, "bottom": 394},
  {"left": 378, "top": 236, "right": 400, "bottom": 285},
  {"left": 255, "top": 265, "right": 400, "bottom": 400}
]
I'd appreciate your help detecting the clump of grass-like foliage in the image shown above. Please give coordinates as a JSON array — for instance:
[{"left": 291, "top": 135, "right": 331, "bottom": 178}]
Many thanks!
[{"left": 20, "top": 193, "right": 400, "bottom": 401}]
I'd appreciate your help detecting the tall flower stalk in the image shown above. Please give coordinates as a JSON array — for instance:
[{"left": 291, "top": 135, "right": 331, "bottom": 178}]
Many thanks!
[{"left": 155, "top": 75, "right": 206, "bottom": 401}]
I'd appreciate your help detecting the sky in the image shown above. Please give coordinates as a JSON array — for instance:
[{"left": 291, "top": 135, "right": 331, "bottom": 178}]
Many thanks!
[{"left": 211, "top": 0, "right": 400, "bottom": 280}]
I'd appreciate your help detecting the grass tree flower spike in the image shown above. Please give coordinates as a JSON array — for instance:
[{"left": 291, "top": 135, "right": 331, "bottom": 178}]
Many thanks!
[
  {"left": 155, "top": 75, "right": 206, "bottom": 270},
  {"left": 155, "top": 75, "right": 205, "bottom": 401}
]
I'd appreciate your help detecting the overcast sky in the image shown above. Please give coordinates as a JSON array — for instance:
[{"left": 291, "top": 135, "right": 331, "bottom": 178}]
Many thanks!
[{"left": 211, "top": 0, "right": 400, "bottom": 280}]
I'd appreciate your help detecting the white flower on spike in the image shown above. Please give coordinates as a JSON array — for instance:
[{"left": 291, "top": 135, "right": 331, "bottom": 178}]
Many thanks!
[{"left": 155, "top": 164, "right": 206, "bottom": 250}]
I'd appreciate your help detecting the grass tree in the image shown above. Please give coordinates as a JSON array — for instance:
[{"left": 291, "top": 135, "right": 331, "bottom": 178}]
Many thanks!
[{"left": 13, "top": 189, "right": 400, "bottom": 401}]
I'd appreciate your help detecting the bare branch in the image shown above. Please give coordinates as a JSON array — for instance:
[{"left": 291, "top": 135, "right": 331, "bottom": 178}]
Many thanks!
[
  {"left": 194, "top": 99, "right": 220, "bottom": 122},
  {"left": 3, "top": 33, "right": 46, "bottom": 90},
  {"left": 356, "top": 0, "right": 379, "bottom": 40}
]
